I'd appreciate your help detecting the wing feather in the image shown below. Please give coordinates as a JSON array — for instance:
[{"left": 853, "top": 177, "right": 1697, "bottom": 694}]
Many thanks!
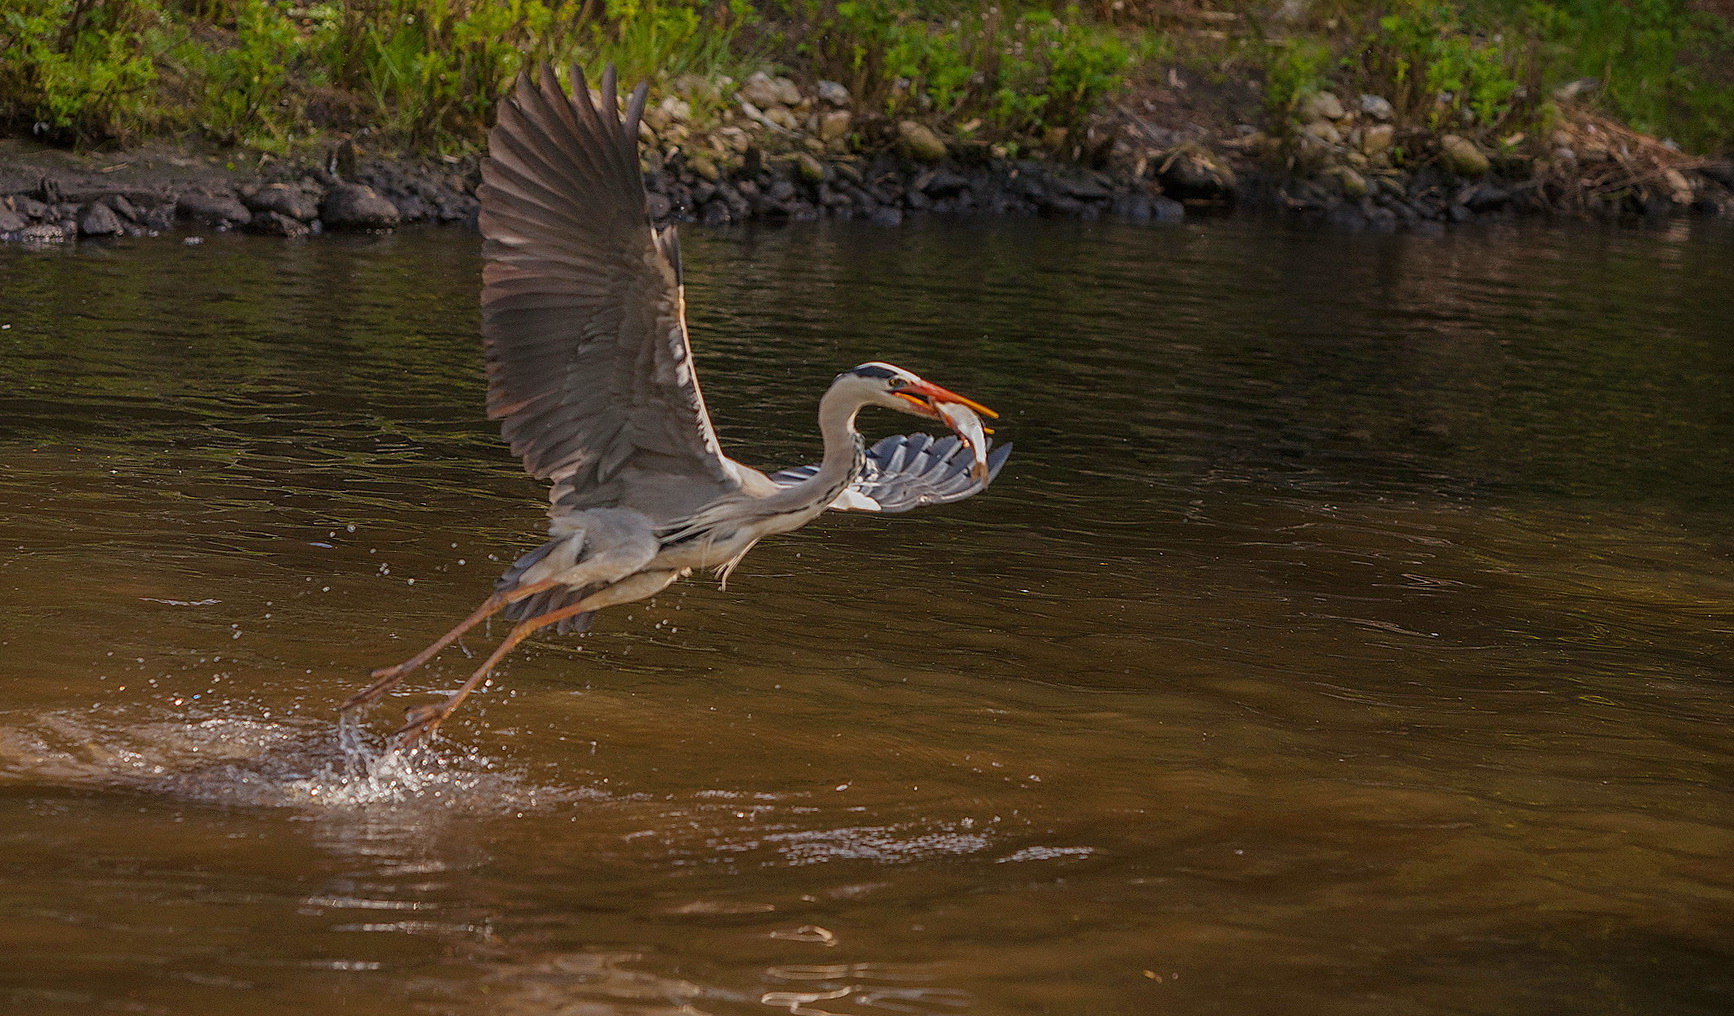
[
  {"left": 767, "top": 434, "right": 1012, "bottom": 513},
  {"left": 478, "top": 64, "right": 736, "bottom": 524}
]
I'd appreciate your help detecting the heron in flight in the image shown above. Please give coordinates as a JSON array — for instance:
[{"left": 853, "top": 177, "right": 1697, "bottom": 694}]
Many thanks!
[{"left": 342, "top": 65, "right": 1010, "bottom": 745}]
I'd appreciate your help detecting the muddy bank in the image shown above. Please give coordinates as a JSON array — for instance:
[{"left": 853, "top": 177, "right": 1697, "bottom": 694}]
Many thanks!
[{"left": 4, "top": 72, "right": 1732, "bottom": 244}]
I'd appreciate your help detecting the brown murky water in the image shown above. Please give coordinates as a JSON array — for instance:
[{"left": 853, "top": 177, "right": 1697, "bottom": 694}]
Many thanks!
[{"left": 2, "top": 217, "right": 1732, "bottom": 1015}]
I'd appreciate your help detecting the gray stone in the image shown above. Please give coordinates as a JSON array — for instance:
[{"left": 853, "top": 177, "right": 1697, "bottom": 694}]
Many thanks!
[
  {"left": 141, "top": 204, "right": 176, "bottom": 231},
  {"left": 1111, "top": 192, "right": 1183, "bottom": 222},
  {"left": 13, "top": 196, "right": 50, "bottom": 219},
  {"left": 320, "top": 183, "right": 400, "bottom": 229},
  {"left": 1359, "top": 94, "right": 1394, "bottom": 121},
  {"left": 817, "top": 80, "right": 850, "bottom": 107},
  {"left": 1300, "top": 91, "right": 1345, "bottom": 121},
  {"left": 660, "top": 96, "right": 691, "bottom": 122},
  {"left": 1361, "top": 123, "right": 1396, "bottom": 158},
  {"left": 178, "top": 191, "right": 252, "bottom": 228},
  {"left": 245, "top": 183, "right": 319, "bottom": 221},
  {"left": 105, "top": 194, "right": 140, "bottom": 221},
  {"left": 714, "top": 125, "right": 751, "bottom": 154},
  {"left": 1155, "top": 146, "right": 1236, "bottom": 199},
  {"left": 1438, "top": 134, "right": 1490, "bottom": 176},
  {"left": 921, "top": 172, "right": 969, "bottom": 197},
  {"left": 688, "top": 153, "right": 721, "bottom": 182},
  {"left": 1055, "top": 174, "right": 1111, "bottom": 200},
  {"left": 795, "top": 153, "right": 827, "bottom": 183},
  {"left": 1302, "top": 120, "right": 1341, "bottom": 146},
  {"left": 1465, "top": 184, "right": 1511, "bottom": 212},
  {"left": 1325, "top": 165, "right": 1368, "bottom": 198},
  {"left": 740, "top": 71, "right": 801, "bottom": 110},
  {"left": 819, "top": 109, "right": 852, "bottom": 145},
  {"left": 0, "top": 208, "right": 26, "bottom": 233},
  {"left": 78, "top": 202, "right": 124, "bottom": 236},
  {"left": 246, "top": 210, "right": 311, "bottom": 237},
  {"left": 20, "top": 222, "right": 67, "bottom": 243},
  {"left": 770, "top": 76, "right": 802, "bottom": 107},
  {"left": 895, "top": 121, "right": 947, "bottom": 161}
]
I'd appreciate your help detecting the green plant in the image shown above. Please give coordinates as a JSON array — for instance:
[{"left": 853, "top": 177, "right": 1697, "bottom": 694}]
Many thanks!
[
  {"left": 590, "top": 0, "right": 758, "bottom": 84},
  {"left": 1262, "top": 36, "right": 1332, "bottom": 118},
  {"left": 1515, "top": 0, "right": 1734, "bottom": 151},
  {"left": 791, "top": 1, "right": 1132, "bottom": 141},
  {"left": 187, "top": 0, "right": 308, "bottom": 150},
  {"left": 0, "top": 0, "right": 175, "bottom": 142},
  {"left": 1359, "top": 1, "right": 1528, "bottom": 130},
  {"left": 1000, "top": 9, "right": 1132, "bottom": 132}
]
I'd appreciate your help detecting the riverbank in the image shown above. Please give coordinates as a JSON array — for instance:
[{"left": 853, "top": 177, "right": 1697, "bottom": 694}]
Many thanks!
[
  {"left": 4, "top": 68, "right": 1731, "bottom": 245},
  {"left": 6, "top": 0, "right": 1734, "bottom": 244}
]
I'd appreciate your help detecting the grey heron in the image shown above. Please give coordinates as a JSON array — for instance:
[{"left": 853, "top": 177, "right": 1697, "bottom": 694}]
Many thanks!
[{"left": 342, "top": 65, "right": 1010, "bottom": 746}]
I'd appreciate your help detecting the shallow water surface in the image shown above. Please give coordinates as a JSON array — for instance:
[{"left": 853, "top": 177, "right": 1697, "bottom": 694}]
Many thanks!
[{"left": 1, "top": 218, "right": 1732, "bottom": 1015}]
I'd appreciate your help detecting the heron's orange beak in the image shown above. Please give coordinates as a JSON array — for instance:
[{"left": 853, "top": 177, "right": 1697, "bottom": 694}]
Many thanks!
[{"left": 893, "top": 379, "right": 998, "bottom": 421}]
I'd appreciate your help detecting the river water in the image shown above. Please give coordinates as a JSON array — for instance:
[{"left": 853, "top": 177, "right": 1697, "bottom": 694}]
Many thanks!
[{"left": 1, "top": 217, "right": 1731, "bottom": 1015}]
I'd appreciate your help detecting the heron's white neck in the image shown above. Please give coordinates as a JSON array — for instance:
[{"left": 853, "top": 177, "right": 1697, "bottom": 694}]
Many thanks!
[{"left": 763, "top": 382, "right": 869, "bottom": 513}]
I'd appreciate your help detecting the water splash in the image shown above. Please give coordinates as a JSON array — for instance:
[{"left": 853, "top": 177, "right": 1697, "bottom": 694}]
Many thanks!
[{"left": 0, "top": 704, "right": 575, "bottom": 814}]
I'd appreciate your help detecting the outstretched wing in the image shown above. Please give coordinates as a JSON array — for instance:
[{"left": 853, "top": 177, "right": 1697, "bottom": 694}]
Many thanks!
[
  {"left": 768, "top": 433, "right": 1013, "bottom": 513},
  {"left": 478, "top": 64, "right": 739, "bottom": 524}
]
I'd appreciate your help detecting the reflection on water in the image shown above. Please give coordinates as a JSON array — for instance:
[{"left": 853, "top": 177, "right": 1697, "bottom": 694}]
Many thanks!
[{"left": 1, "top": 218, "right": 1733, "bottom": 1015}]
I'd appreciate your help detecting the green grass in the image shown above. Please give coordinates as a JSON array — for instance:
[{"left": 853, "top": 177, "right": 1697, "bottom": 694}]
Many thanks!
[
  {"left": 1514, "top": 0, "right": 1734, "bottom": 151},
  {"left": 771, "top": 1, "right": 1141, "bottom": 139},
  {"left": 0, "top": 0, "right": 758, "bottom": 151},
  {"left": 1248, "top": 0, "right": 1734, "bottom": 151},
  {"left": 1, "top": 0, "right": 1729, "bottom": 155}
]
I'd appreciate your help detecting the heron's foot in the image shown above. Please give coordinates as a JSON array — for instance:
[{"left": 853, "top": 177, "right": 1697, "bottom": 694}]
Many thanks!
[
  {"left": 339, "top": 665, "right": 406, "bottom": 713},
  {"left": 391, "top": 699, "right": 456, "bottom": 749}
]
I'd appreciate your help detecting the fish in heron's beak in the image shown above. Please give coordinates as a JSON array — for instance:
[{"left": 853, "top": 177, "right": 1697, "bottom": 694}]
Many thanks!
[
  {"left": 891, "top": 379, "right": 998, "bottom": 423},
  {"left": 934, "top": 401, "right": 992, "bottom": 481},
  {"left": 893, "top": 380, "right": 997, "bottom": 481}
]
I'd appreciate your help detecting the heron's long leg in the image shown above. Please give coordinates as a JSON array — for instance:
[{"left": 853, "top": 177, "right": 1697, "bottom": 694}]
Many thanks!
[
  {"left": 391, "top": 600, "right": 594, "bottom": 747},
  {"left": 341, "top": 578, "right": 562, "bottom": 713}
]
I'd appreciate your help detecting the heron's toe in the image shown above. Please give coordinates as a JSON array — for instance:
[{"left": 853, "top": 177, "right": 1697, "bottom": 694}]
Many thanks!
[{"left": 391, "top": 703, "right": 448, "bottom": 748}]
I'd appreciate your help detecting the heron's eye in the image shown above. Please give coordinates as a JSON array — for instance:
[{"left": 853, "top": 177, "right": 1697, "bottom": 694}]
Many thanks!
[{"left": 887, "top": 377, "right": 907, "bottom": 389}]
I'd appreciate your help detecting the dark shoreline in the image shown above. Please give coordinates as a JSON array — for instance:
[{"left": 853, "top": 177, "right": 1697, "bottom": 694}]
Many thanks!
[{"left": 3, "top": 132, "right": 1730, "bottom": 246}]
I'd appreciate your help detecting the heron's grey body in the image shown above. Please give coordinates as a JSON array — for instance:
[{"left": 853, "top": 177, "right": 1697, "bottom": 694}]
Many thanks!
[{"left": 345, "top": 64, "right": 1008, "bottom": 744}]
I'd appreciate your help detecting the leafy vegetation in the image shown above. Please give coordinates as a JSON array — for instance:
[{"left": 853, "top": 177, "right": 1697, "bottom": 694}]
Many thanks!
[
  {"left": 774, "top": 1, "right": 1138, "bottom": 136},
  {"left": 1516, "top": 0, "right": 1734, "bottom": 151},
  {"left": 0, "top": 0, "right": 1729, "bottom": 154},
  {"left": 0, "top": 0, "right": 756, "bottom": 150},
  {"left": 0, "top": 0, "right": 172, "bottom": 143},
  {"left": 1356, "top": 0, "right": 1532, "bottom": 131},
  {"left": 1246, "top": 0, "right": 1734, "bottom": 150},
  {"left": 1260, "top": 36, "right": 1333, "bottom": 118}
]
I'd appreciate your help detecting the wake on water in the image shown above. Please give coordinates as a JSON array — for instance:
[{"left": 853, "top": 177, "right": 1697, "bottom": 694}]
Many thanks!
[{"left": 0, "top": 702, "right": 578, "bottom": 813}]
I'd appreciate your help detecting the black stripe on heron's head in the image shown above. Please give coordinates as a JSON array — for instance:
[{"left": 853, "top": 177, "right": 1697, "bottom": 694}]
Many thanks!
[{"left": 848, "top": 363, "right": 899, "bottom": 380}]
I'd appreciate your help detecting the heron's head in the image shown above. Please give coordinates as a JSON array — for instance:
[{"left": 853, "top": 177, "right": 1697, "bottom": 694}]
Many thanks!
[{"left": 836, "top": 362, "right": 998, "bottom": 423}]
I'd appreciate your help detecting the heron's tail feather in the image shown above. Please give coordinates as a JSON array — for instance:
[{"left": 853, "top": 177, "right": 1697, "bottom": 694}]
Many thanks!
[{"left": 497, "top": 539, "right": 598, "bottom": 635}]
